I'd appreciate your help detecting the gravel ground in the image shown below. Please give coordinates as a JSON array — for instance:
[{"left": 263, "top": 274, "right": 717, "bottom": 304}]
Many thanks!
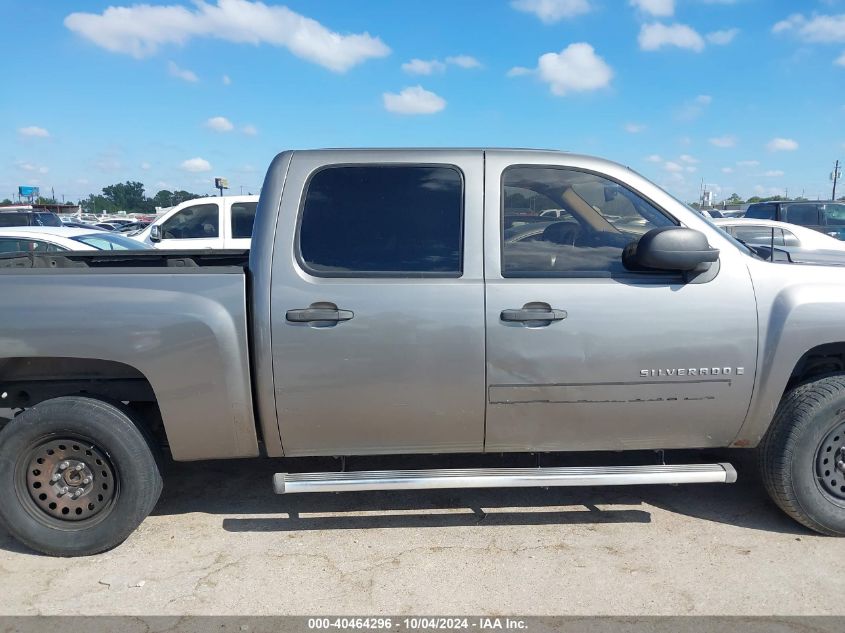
[{"left": 0, "top": 449, "right": 842, "bottom": 616}]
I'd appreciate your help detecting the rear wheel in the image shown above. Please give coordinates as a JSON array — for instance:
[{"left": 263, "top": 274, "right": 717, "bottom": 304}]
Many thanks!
[
  {"left": 760, "top": 374, "right": 845, "bottom": 536},
  {"left": 0, "top": 396, "right": 162, "bottom": 556}
]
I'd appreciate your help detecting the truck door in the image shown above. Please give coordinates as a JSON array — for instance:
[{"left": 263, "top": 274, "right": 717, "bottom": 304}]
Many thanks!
[
  {"left": 270, "top": 150, "right": 485, "bottom": 456},
  {"left": 154, "top": 201, "right": 224, "bottom": 249},
  {"left": 482, "top": 152, "right": 758, "bottom": 452}
]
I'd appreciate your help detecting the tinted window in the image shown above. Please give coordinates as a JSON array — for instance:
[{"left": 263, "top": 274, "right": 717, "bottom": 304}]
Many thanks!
[
  {"left": 0, "top": 213, "right": 33, "bottom": 227},
  {"left": 0, "top": 238, "right": 65, "bottom": 253},
  {"left": 732, "top": 225, "right": 784, "bottom": 246},
  {"left": 160, "top": 203, "right": 219, "bottom": 239},
  {"left": 501, "top": 166, "right": 675, "bottom": 277},
  {"left": 33, "top": 213, "right": 63, "bottom": 227},
  {"left": 299, "top": 165, "right": 463, "bottom": 276},
  {"left": 781, "top": 229, "right": 800, "bottom": 247},
  {"left": 745, "top": 204, "right": 777, "bottom": 220},
  {"left": 230, "top": 201, "right": 257, "bottom": 239},
  {"left": 784, "top": 203, "right": 821, "bottom": 226}
]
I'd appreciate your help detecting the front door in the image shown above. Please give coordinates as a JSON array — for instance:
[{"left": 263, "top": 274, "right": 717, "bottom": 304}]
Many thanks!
[
  {"left": 270, "top": 150, "right": 486, "bottom": 456},
  {"left": 156, "top": 201, "right": 223, "bottom": 249},
  {"left": 483, "top": 152, "right": 758, "bottom": 452}
]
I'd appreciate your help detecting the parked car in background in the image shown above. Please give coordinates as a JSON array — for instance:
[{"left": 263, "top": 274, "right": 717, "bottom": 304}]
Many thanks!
[
  {"left": 0, "top": 226, "right": 154, "bottom": 252},
  {"left": 131, "top": 195, "right": 258, "bottom": 249},
  {"left": 714, "top": 218, "right": 845, "bottom": 251},
  {"left": 745, "top": 200, "right": 845, "bottom": 240},
  {"left": 0, "top": 210, "right": 63, "bottom": 228}
]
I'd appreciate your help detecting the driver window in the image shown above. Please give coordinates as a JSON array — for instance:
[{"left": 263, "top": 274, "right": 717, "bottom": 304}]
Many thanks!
[
  {"left": 502, "top": 166, "right": 675, "bottom": 277},
  {"left": 161, "top": 203, "right": 220, "bottom": 239}
]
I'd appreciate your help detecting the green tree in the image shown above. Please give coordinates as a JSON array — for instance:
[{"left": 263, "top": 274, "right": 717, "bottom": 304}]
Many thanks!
[
  {"left": 102, "top": 181, "right": 148, "bottom": 213},
  {"left": 726, "top": 193, "right": 743, "bottom": 205},
  {"left": 1, "top": 198, "right": 13, "bottom": 205}
]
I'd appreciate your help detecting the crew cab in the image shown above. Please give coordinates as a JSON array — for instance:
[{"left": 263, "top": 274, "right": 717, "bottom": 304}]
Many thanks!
[
  {"left": 2, "top": 149, "right": 845, "bottom": 556},
  {"left": 131, "top": 194, "right": 259, "bottom": 249}
]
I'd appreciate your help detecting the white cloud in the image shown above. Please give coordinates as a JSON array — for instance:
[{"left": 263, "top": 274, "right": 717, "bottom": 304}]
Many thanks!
[
  {"left": 168, "top": 61, "right": 198, "bottom": 82},
  {"left": 765, "top": 170, "right": 785, "bottom": 177},
  {"left": 242, "top": 124, "right": 258, "bottom": 136},
  {"left": 664, "top": 161, "right": 684, "bottom": 172},
  {"left": 507, "top": 66, "right": 534, "bottom": 77},
  {"left": 624, "top": 123, "right": 646, "bottom": 133},
  {"left": 680, "top": 154, "right": 698, "bottom": 164},
  {"left": 706, "top": 28, "right": 740, "bottom": 45},
  {"left": 16, "top": 161, "right": 49, "bottom": 174},
  {"left": 181, "top": 157, "right": 212, "bottom": 172},
  {"left": 206, "top": 116, "right": 234, "bottom": 132},
  {"left": 402, "top": 59, "right": 446, "bottom": 75},
  {"left": 383, "top": 85, "right": 446, "bottom": 115},
  {"left": 676, "top": 94, "right": 712, "bottom": 121},
  {"left": 517, "top": 43, "right": 613, "bottom": 96},
  {"left": 836, "top": 51, "right": 845, "bottom": 66},
  {"left": 140, "top": 162, "right": 152, "bottom": 170},
  {"left": 510, "top": 0, "right": 592, "bottom": 23},
  {"left": 645, "top": 154, "right": 662, "bottom": 162},
  {"left": 639, "top": 23, "right": 705, "bottom": 52},
  {"left": 403, "top": 55, "right": 482, "bottom": 74},
  {"left": 446, "top": 55, "right": 482, "bottom": 69},
  {"left": 721, "top": 167, "right": 734, "bottom": 174},
  {"left": 65, "top": 0, "right": 391, "bottom": 73},
  {"left": 630, "top": 0, "right": 674, "bottom": 18},
  {"left": 222, "top": 74, "right": 231, "bottom": 85},
  {"left": 737, "top": 160, "right": 760, "bottom": 167},
  {"left": 18, "top": 126, "right": 50, "bottom": 138},
  {"left": 766, "top": 137, "right": 799, "bottom": 152},
  {"left": 772, "top": 13, "right": 845, "bottom": 43},
  {"left": 709, "top": 135, "right": 736, "bottom": 148}
]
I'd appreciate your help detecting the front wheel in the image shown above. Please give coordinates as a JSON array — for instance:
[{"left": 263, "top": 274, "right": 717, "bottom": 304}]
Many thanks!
[
  {"left": 0, "top": 396, "right": 162, "bottom": 556},
  {"left": 759, "top": 374, "right": 845, "bottom": 536}
]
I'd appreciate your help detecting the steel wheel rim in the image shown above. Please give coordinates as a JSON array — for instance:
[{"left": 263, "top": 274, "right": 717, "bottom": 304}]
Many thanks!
[
  {"left": 17, "top": 434, "right": 119, "bottom": 528},
  {"left": 815, "top": 421, "right": 845, "bottom": 503}
]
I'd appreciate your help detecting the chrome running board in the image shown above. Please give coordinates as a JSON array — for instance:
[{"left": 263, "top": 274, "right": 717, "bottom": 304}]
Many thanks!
[{"left": 273, "top": 463, "right": 737, "bottom": 494}]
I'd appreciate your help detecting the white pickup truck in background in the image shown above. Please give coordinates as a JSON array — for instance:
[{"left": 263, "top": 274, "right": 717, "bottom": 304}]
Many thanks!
[{"left": 132, "top": 195, "right": 258, "bottom": 249}]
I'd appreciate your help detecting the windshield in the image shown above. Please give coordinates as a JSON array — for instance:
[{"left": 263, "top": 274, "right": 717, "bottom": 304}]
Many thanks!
[{"left": 71, "top": 233, "right": 153, "bottom": 250}]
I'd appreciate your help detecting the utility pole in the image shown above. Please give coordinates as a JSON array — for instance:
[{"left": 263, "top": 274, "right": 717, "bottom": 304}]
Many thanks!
[{"left": 833, "top": 160, "right": 841, "bottom": 200}]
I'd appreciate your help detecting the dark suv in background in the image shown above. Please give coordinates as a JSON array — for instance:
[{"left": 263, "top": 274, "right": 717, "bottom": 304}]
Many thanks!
[
  {"left": 0, "top": 210, "right": 63, "bottom": 228},
  {"left": 745, "top": 200, "right": 845, "bottom": 240}
]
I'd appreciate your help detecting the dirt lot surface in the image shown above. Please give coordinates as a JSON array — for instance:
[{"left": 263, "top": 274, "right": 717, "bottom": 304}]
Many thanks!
[{"left": 0, "top": 450, "right": 842, "bottom": 616}]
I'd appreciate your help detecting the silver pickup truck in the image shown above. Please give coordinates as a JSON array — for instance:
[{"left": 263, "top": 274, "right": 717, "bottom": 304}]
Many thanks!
[{"left": 2, "top": 149, "right": 845, "bottom": 557}]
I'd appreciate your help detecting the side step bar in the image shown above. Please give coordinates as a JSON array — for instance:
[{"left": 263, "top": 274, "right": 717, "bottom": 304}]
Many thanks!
[{"left": 273, "top": 463, "right": 737, "bottom": 494}]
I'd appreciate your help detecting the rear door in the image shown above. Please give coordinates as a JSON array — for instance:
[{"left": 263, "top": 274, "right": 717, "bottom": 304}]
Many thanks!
[
  {"left": 783, "top": 203, "right": 823, "bottom": 234},
  {"left": 225, "top": 199, "right": 257, "bottom": 249},
  {"left": 269, "top": 150, "right": 485, "bottom": 456},
  {"left": 483, "top": 152, "right": 758, "bottom": 452}
]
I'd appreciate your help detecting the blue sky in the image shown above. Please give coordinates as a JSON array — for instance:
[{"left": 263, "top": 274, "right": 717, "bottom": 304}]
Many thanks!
[{"left": 1, "top": 0, "right": 844, "bottom": 204}]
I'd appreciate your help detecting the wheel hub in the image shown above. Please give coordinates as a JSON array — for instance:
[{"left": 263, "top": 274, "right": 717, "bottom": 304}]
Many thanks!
[
  {"left": 815, "top": 422, "right": 845, "bottom": 501},
  {"left": 24, "top": 438, "right": 116, "bottom": 522}
]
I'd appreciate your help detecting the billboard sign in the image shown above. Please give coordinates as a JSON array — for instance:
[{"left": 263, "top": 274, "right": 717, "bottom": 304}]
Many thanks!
[{"left": 19, "top": 186, "right": 39, "bottom": 197}]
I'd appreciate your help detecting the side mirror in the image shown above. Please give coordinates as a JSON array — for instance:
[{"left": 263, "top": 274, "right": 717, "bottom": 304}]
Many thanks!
[
  {"left": 150, "top": 225, "right": 162, "bottom": 242},
  {"left": 626, "top": 226, "right": 719, "bottom": 272}
]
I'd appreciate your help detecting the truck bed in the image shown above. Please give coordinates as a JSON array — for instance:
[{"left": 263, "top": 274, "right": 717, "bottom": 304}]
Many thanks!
[{"left": 0, "top": 250, "right": 259, "bottom": 460}]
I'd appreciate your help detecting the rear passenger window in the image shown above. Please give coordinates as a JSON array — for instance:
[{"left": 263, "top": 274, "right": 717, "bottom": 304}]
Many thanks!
[
  {"left": 745, "top": 204, "right": 777, "bottom": 220},
  {"left": 501, "top": 166, "right": 674, "bottom": 277},
  {"left": 732, "top": 225, "right": 784, "bottom": 246},
  {"left": 0, "top": 238, "right": 65, "bottom": 253},
  {"left": 230, "top": 202, "right": 257, "bottom": 239},
  {"left": 298, "top": 165, "right": 463, "bottom": 276}
]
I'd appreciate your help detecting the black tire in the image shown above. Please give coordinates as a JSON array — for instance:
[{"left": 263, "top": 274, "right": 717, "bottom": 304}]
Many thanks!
[
  {"left": 0, "top": 396, "right": 162, "bottom": 556},
  {"left": 759, "top": 374, "right": 845, "bottom": 536}
]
